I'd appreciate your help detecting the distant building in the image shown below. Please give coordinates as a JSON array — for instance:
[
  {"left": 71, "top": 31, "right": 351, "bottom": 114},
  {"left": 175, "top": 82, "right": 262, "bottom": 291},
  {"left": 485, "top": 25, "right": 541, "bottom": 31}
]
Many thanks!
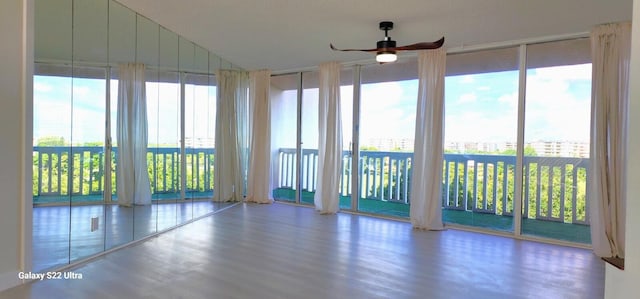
[
  {"left": 184, "top": 137, "right": 215, "bottom": 148},
  {"left": 444, "top": 140, "right": 589, "bottom": 157},
  {"left": 364, "top": 138, "right": 414, "bottom": 151}
]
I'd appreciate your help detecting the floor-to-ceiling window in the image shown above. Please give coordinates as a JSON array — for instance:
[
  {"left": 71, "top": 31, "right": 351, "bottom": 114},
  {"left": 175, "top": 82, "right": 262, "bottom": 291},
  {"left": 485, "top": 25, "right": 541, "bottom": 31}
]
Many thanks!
[
  {"left": 522, "top": 38, "right": 592, "bottom": 243},
  {"left": 270, "top": 73, "right": 300, "bottom": 202},
  {"left": 358, "top": 59, "right": 418, "bottom": 217},
  {"left": 270, "top": 38, "right": 592, "bottom": 246},
  {"left": 296, "top": 69, "right": 353, "bottom": 208},
  {"left": 443, "top": 47, "right": 520, "bottom": 232}
]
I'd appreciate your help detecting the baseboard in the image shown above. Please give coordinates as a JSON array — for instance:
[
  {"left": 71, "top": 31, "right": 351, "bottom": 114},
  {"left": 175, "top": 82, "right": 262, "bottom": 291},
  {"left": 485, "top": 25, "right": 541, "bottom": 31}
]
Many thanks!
[{"left": 0, "top": 271, "right": 21, "bottom": 292}]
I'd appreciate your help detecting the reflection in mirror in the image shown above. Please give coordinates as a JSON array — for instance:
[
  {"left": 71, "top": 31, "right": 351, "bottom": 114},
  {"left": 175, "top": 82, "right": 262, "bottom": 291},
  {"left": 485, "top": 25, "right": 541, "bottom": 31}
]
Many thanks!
[
  {"left": 209, "top": 53, "right": 222, "bottom": 72},
  {"left": 185, "top": 46, "right": 214, "bottom": 219},
  {"left": 32, "top": 65, "right": 73, "bottom": 271},
  {"left": 133, "top": 15, "right": 160, "bottom": 240},
  {"left": 33, "top": 0, "right": 236, "bottom": 271},
  {"left": 105, "top": 0, "right": 136, "bottom": 250},
  {"left": 179, "top": 37, "right": 195, "bottom": 224},
  {"left": 69, "top": 0, "right": 108, "bottom": 264},
  {"left": 33, "top": 0, "right": 74, "bottom": 272},
  {"left": 153, "top": 27, "right": 180, "bottom": 231}
]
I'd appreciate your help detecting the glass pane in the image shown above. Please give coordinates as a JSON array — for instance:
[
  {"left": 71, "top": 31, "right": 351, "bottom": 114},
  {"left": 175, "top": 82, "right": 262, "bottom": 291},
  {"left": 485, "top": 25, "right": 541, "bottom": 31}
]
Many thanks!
[
  {"left": 300, "top": 69, "right": 353, "bottom": 209},
  {"left": 69, "top": 0, "right": 108, "bottom": 263},
  {"left": 105, "top": 0, "right": 136, "bottom": 251},
  {"left": 147, "top": 72, "right": 181, "bottom": 231},
  {"left": 151, "top": 27, "right": 180, "bottom": 232},
  {"left": 358, "top": 59, "right": 418, "bottom": 218},
  {"left": 522, "top": 38, "right": 591, "bottom": 244},
  {"left": 178, "top": 38, "right": 195, "bottom": 224},
  {"left": 185, "top": 73, "right": 216, "bottom": 214},
  {"left": 443, "top": 47, "right": 520, "bottom": 233},
  {"left": 33, "top": 0, "right": 73, "bottom": 272},
  {"left": 69, "top": 70, "right": 107, "bottom": 262},
  {"left": 129, "top": 15, "right": 161, "bottom": 240},
  {"left": 33, "top": 70, "right": 73, "bottom": 271},
  {"left": 340, "top": 69, "right": 354, "bottom": 210},
  {"left": 271, "top": 73, "right": 299, "bottom": 203}
]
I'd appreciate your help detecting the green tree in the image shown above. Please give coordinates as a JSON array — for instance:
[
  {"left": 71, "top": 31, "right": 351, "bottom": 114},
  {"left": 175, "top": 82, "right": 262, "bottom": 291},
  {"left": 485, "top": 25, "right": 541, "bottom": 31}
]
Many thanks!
[{"left": 37, "top": 136, "right": 66, "bottom": 146}]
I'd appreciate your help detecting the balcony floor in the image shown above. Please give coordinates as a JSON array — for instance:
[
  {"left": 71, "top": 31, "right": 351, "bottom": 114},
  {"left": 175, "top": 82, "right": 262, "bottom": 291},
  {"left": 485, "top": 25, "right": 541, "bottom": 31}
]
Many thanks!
[{"left": 273, "top": 188, "right": 591, "bottom": 244}]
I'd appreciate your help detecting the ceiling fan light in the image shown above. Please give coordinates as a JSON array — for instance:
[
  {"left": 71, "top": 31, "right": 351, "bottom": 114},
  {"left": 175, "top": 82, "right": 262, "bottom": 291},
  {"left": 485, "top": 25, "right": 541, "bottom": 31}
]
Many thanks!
[{"left": 376, "top": 52, "right": 397, "bottom": 63}]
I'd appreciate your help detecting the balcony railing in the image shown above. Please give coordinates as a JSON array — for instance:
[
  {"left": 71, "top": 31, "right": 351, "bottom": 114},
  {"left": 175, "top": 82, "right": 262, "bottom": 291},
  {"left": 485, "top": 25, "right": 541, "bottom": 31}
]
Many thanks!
[
  {"left": 33, "top": 146, "right": 589, "bottom": 226},
  {"left": 32, "top": 146, "right": 215, "bottom": 202},
  {"left": 277, "top": 148, "right": 589, "bottom": 225}
]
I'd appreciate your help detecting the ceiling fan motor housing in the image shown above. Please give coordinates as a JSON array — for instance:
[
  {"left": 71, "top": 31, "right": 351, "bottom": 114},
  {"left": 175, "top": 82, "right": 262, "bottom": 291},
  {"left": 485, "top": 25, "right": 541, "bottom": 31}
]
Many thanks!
[{"left": 377, "top": 39, "right": 396, "bottom": 55}]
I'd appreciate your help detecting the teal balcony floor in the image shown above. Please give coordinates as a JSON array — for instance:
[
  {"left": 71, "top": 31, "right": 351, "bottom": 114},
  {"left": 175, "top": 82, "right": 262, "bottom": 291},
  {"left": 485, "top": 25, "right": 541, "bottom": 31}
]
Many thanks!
[
  {"left": 33, "top": 191, "right": 214, "bottom": 204},
  {"left": 273, "top": 188, "right": 591, "bottom": 245}
]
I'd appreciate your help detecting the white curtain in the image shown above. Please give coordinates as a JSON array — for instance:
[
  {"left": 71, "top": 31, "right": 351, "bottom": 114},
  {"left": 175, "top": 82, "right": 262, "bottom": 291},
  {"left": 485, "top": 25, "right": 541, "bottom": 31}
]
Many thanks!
[
  {"left": 589, "top": 22, "right": 631, "bottom": 258},
  {"left": 314, "top": 62, "right": 343, "bottom": 214},
  {"left": 246, "top": 70, "right": 273, "bottom": 204},
  {"left": 116, "top": 63, "right": 152, "bottom": 206},
  {"left": 214, "top": 70, "right": 249, "bottom": 202},
  {"left": 409, "top": 49, "right": 446, "bottom": 230}
]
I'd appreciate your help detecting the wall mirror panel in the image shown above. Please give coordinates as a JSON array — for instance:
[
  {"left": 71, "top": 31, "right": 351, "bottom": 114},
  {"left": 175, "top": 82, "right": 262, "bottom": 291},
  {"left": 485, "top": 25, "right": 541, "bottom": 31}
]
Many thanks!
[
  {"left": 133, "top": 15, "right": 160, "bottom": 240},
  {"left": 178, "top": 37, "right": 195, "bottom": 225},
  {"left": 186, "top": 45, "right": 217, "bottom": 219},
  {"left": 33, "top": 0, "right": 236, "bottom": 271},
  {"left": 32, "top": 0, "right": 73, "bottom": 272},
  {"left": 153, "top": 27, "right": 180, "bottom": 232},
  {"left": 105, "top": 0, "right": 136, "bottom": 251},
  {"left": 69, "top": 0, "right": 108, "bottom": 264}
]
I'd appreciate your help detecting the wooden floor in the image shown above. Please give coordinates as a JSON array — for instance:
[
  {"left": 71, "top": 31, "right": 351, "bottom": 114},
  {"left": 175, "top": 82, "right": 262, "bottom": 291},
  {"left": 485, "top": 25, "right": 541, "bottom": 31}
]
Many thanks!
[
  {"left": 3, "top": 203, "right": 604, "bottom": 299},
  {"left": 32, "top": 201, "right": 231, "bottom": 271}
]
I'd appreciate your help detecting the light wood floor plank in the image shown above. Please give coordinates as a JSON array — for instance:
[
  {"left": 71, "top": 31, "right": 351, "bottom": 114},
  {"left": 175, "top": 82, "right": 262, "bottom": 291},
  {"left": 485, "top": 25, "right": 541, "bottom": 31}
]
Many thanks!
[{"left": 2, "top": 203, "right": 604, "bottom": 299}]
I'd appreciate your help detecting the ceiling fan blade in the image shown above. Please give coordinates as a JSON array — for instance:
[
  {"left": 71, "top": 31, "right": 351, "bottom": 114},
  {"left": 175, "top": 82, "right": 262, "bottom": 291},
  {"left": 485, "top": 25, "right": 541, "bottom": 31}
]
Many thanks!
[
  {"left": 393, "top": 37, "right": 445, "bottom": 51},
  {"left": 331, "top": 37, "right": 444, "bottom": 53},
  {"left": 330, "top": 43, "right": 379, "bottom": 52}
]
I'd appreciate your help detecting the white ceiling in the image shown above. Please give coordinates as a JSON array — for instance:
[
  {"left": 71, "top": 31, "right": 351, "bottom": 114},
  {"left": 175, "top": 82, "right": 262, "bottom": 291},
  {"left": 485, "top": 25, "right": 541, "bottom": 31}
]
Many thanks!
[{"left": 117, "top": 0, "right": 633, "bottom": 72}]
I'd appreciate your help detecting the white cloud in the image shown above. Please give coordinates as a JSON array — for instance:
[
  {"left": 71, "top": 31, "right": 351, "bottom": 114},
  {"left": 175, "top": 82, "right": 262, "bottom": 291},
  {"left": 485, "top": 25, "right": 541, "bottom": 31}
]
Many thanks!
[
  {"left": 523, "top": 64, "right": 591, "bottom": 142},
  {"left": 458, "top": 93, "right": 477, "bottom": 104},
  {"left": 445, "top": 110, "right": 518, "bottom": 143},
  {"left": 461, "top": 75, "right": 475, "bottom": 84},
  {"left": 34, "top": 82, "right": 53, "bottom": 93}
]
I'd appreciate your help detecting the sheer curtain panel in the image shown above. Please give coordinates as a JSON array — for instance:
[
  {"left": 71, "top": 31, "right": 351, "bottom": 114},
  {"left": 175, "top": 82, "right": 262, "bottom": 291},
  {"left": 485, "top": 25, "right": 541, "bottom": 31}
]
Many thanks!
[
  {"left": 116, "top": 63, "right": 152, "bottom": 206},
  {"left": 313, "top": 62, "right": 343, "bottom": 214},
  {"left": 214, "top": 70, "right": 249, "bottom": 202},
  {"left": 589, "top": 22, "right": 631, "bottom": 258},
  {"left": 246, "top": 70, "right": 273, "bottom": 203},
  {"left": 409, "top": 49, "right": 446, "bottom": 230}
]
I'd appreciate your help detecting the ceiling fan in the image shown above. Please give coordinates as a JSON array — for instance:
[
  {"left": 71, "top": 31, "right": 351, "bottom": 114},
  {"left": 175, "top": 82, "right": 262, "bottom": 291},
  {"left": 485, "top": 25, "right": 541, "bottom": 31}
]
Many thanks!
[{"left": 330, "top": 21, "right": 445, "bottom": 63}]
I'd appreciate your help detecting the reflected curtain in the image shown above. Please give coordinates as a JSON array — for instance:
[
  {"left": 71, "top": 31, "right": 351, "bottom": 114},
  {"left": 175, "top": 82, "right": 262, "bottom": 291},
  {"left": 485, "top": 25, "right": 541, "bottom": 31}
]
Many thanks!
[
  {"left": 589, "top": 22, "right": 630, "bottom": 258},
  {"left": 116, "top": 63, "right": 152, "bottom": 206},
  {"left": 314, "top": 62, "right": 343, "bottom": 214},
  {"left": 246, "top": 70, "right": 273, "bottom": 204},
  {"left": 214, "top": 70, "right": 249, "bottom": 202},
  {"left": 410, "top": 49, "right": 446, "bottom": 230}
]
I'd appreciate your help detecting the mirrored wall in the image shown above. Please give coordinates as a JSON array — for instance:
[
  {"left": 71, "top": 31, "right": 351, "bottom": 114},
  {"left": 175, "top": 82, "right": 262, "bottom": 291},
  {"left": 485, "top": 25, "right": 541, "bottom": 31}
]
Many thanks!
[{"left": 32, "top": 0, "right": 238, "bottom": 271}]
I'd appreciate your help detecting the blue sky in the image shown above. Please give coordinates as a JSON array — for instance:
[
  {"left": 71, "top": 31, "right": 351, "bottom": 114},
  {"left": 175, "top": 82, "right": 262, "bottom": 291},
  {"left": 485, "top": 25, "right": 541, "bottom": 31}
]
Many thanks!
[{"left": 34, "top": 63, "right": 592, "bottom": 146}]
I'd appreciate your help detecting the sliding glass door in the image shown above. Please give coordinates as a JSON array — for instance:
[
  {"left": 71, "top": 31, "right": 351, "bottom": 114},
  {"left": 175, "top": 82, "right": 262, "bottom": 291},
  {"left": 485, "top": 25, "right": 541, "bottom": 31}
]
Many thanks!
[
  {"left": 521, "top": 38, "right": 592, "bottom": 243},
  {"left": 442, "top": 47, "right": 520, "bottom": 233},
  {"left": 270, "top": 73, "right": 300, "bottom": 202},
  {"left": 358, "top": 60, "right": 418, "bottom": 217}
]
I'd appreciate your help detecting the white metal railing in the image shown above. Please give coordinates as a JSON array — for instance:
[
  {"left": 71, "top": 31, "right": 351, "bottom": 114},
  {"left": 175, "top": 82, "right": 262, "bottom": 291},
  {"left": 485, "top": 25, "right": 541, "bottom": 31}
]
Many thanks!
[{"left": 276, "top": 148, "right": 589, "bottom": 225}]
